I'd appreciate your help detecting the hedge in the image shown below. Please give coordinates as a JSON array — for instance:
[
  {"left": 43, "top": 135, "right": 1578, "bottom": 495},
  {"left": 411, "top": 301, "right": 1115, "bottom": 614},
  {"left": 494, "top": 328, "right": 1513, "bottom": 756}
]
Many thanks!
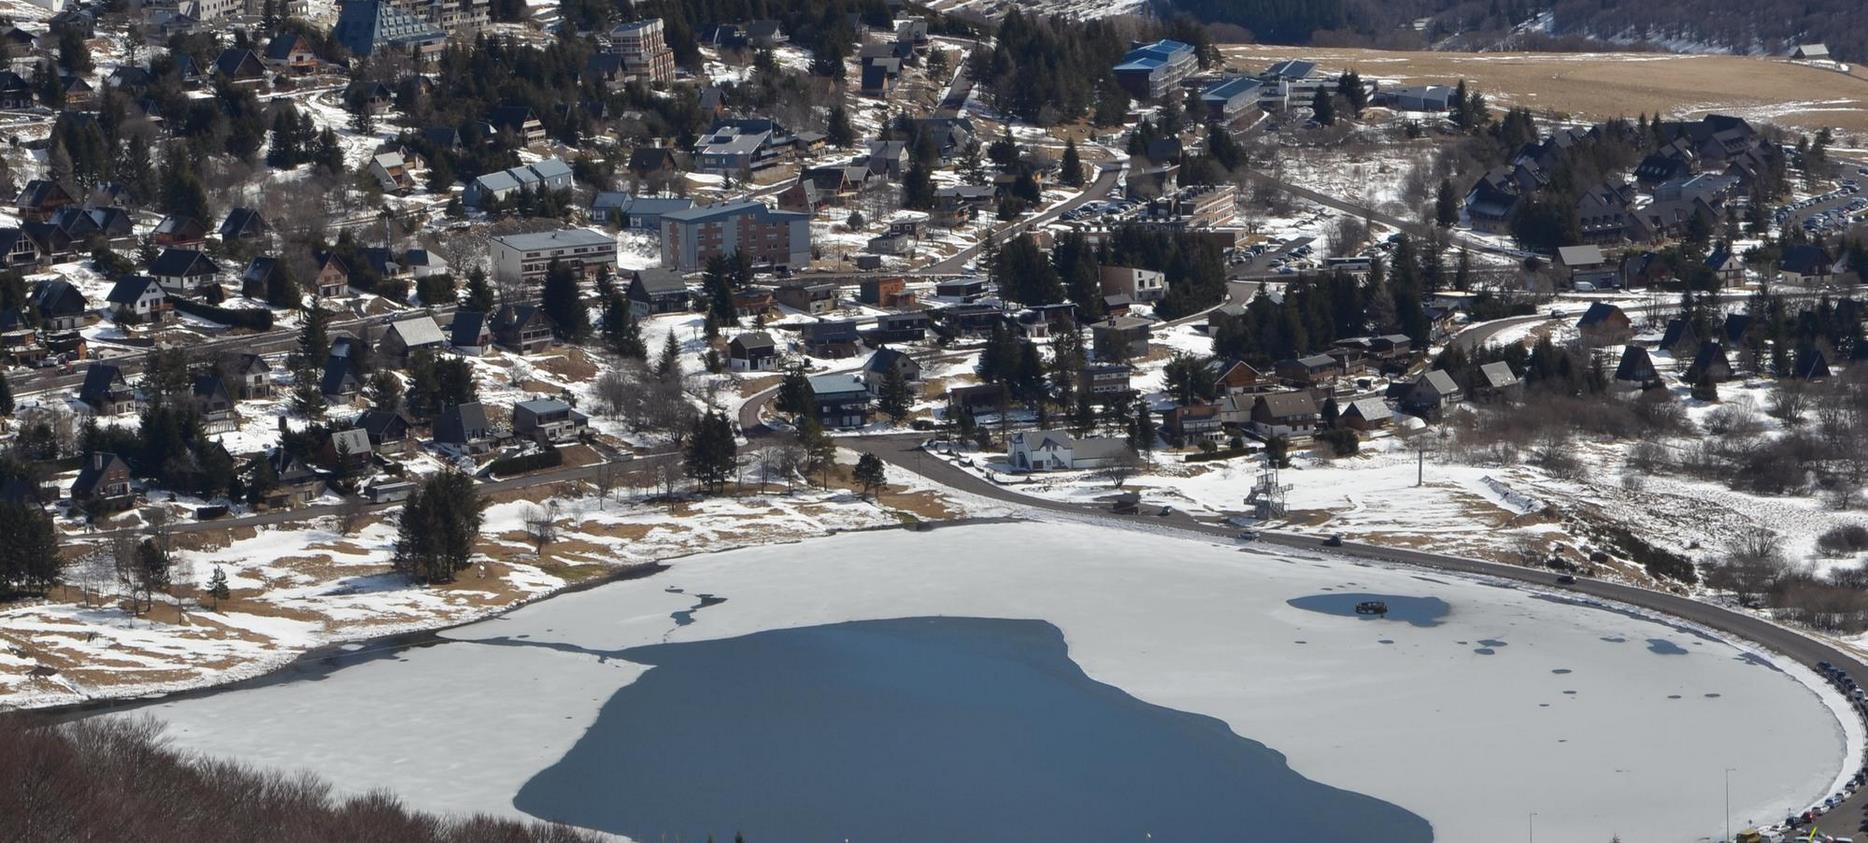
[
  {"left": 488, "top": 446, "right": 563, "bottom": 476},
  {"left": 171, "top": 298, "right": 274, "bottom": 331},
  {"left": 1183, "top": 447, "right": 1253, "bottom": 463}
]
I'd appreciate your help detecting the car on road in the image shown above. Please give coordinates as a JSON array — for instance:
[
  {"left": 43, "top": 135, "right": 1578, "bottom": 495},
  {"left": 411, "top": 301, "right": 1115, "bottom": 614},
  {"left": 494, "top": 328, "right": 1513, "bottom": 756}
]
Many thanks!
[
  {"left": 1323, "top": 534, "right": 1344, "bottom": 547},
  {"left": 1237, "top": 530, "right": 1259, "bottom": 541},
  {"left": 1557, "top": 574, "right": 1577, "bottom": 585}
]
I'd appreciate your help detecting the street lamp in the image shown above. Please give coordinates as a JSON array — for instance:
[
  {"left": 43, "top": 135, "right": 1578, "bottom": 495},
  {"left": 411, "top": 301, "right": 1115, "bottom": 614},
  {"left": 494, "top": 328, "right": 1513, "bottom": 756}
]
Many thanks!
[
  {"left": 1724, "top": 767, "right": 1737, "bottom": 842},
  {"left": 1528, "top": 811, "right": 1537, "bottom": 843}
]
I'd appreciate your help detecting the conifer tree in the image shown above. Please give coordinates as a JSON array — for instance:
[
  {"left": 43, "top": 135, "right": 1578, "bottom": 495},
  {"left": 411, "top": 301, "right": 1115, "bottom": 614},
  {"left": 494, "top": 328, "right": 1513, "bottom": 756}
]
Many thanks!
[{"left": 853, "top": 452, "right": 886, "bottom": 499}]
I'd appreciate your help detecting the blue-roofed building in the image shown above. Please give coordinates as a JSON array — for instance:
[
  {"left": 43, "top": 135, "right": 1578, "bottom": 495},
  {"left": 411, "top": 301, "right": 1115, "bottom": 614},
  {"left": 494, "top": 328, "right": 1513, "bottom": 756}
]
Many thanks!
[
  {"left": 1112, "top": 39, "right": 1196, "bottom": 100},
  {"left": 1200, "top": 76, "right": 1262, "bottom": 123},
  {"left": 332, "top": 0, "right": 445, "bottom": 60},
  {"left": 592, "top": 192, "right": 695, "bottom": 230},
  {"left": 463, "top": 158, "right": 576, "bottom": 208}
]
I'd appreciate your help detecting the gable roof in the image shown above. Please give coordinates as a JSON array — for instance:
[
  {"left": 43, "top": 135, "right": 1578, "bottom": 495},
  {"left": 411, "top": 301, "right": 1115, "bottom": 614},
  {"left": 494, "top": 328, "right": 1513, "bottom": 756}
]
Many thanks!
[
  {"left": 1577, "top": 301, "right": 1626, "bottom": 328},
  {"left": 105, "top": 274, "right": 162, "bottom": 304},
  {"left": 388, "top": 315, "right": 445, "bottom": 346},
  {"left": 149, "top": 247, "right": 219, "bottom": 277}
]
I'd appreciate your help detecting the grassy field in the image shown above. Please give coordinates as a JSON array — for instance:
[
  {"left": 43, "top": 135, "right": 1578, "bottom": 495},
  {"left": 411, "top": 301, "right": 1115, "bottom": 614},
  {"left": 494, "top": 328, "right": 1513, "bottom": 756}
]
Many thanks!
[{"left": 1221, "top": 45, "right": 1868, "bottom": 135}]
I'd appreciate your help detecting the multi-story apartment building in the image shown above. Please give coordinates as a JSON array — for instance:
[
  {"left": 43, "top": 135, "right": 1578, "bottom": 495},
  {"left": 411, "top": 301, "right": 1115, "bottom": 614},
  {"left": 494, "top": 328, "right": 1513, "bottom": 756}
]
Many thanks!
[
  {"left": 660, "top": 201, "right": 811, "bottom": 272},
  {"left": 610, "top": 18, "right": 675, "bottom": 84}
]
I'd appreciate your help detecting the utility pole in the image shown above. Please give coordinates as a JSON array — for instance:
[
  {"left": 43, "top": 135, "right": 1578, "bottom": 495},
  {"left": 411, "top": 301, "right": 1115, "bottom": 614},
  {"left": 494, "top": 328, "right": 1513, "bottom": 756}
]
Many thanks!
[{"left": 1528, "top": 811, "right": 1536, "bottom": 843}]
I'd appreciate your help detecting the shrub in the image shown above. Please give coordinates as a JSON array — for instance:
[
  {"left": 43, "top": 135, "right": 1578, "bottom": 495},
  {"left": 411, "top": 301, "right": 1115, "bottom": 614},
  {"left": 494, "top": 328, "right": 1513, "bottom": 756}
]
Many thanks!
[
  {"left": 1317, "top": 428, "right": 1360, "bottom": 457},
  {"left": 1817, "top": 525, "right": 1868, "bottom": 557}
]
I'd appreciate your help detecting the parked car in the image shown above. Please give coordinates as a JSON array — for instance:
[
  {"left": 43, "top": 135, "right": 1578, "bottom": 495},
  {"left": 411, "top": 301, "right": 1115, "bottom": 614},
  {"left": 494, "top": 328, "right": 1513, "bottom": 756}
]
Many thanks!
[
  {"left": 1557, "top": 574, "right": 1577, "bottom": 585},
  {"left": 1323, "top": 534, "right": 1344, "bottom": 547}
]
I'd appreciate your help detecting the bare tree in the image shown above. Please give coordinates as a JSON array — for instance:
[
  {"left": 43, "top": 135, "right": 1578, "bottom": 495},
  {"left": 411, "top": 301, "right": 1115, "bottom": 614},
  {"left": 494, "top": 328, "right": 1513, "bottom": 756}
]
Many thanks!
[
  {"left": 591, "top": 462, "right": 620, "bottom": 509},
  {"left": 524, "top": 500, "right": 561, "bottom": 550},
  {"left": 336, "top": 495, "right": 369, "bottom": 535}
]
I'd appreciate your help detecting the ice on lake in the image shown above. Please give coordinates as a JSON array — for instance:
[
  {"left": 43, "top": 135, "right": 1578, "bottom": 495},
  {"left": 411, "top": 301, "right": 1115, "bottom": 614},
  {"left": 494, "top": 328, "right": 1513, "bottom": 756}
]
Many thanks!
[{"left": 114, "top": 523, "right": 1860, "bottom": 842}]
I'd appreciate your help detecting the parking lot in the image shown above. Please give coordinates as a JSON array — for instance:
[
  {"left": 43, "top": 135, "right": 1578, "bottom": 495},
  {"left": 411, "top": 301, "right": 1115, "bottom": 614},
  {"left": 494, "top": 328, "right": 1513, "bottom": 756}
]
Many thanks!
[{"left": 1778, "top": 174, "right": 1867, "bottom": 236}]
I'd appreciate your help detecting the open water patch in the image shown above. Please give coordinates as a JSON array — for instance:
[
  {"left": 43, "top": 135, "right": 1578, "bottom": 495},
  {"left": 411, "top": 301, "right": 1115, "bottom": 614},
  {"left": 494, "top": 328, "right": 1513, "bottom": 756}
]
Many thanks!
[{"left": 513, "top": 617, "right": 1433, "bottom": 843}]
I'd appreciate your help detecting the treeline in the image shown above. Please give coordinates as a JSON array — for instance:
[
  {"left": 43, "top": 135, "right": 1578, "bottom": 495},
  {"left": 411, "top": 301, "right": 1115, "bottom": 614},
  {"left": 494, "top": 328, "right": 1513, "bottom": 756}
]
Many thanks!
[
  {"left": 634, "top": 0, "right": 894, "bottom": 67},
  {"left": 1548, "top": 0, "right": 1868, "bottom": 62},
  {"left": 966, "top": 11, "right": 1137, "bottom": 126},
  {"left": 987, "top": 226, "right": 1228, "bottom": 321},
  {"left": 0, "top": 716, "right": 603, "bottom": 843}
]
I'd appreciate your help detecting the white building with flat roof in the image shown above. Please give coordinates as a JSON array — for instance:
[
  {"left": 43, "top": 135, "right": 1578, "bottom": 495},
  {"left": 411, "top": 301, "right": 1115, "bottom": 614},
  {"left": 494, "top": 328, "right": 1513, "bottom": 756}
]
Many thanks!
[{"left": 490, "top": 228, "right": 618, "bottom": 285}]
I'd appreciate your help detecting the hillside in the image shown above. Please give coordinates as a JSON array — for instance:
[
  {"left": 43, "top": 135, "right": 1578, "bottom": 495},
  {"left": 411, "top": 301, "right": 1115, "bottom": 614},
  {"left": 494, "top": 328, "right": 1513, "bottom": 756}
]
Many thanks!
[{"left": 1222, "top": 44, "right": 1868, "bottom": 134}]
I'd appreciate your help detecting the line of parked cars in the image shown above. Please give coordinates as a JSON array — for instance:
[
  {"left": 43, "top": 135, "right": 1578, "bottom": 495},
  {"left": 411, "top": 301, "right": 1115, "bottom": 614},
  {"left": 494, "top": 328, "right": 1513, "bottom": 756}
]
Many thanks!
[
  {"left": 1059, "top": 198, "right": 1144, "bottom": 224},
  {"left": 1775, "top": 661, "right": 1868, "bottom": 838},
  {"left": 1778, "top": 179, "right": 1864, "bottom": 236}
]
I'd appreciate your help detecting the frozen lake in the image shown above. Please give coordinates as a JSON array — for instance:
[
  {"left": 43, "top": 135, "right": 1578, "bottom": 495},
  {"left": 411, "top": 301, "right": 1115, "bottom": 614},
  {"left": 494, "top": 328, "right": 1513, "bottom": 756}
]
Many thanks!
[{"left": 117, "top": 523, "right": 1859, "bottom": 841}]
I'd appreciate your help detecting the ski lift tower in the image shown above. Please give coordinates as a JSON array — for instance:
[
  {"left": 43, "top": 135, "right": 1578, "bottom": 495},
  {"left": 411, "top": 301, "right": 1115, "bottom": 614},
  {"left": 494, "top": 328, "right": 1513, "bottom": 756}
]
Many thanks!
[{"left": 1246, "top": 457, "right": 1291, "bottom": 520}]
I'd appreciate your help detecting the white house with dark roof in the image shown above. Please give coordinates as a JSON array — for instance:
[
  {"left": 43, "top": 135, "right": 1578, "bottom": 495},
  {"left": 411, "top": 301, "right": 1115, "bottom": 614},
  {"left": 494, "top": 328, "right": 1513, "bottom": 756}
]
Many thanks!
[{"left": 1007, "top": 430, "right": 1132, "bottom": 471}]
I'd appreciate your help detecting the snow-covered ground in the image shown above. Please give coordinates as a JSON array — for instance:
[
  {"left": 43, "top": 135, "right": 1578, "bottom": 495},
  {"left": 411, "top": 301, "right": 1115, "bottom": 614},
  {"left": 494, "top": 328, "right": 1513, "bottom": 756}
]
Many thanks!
[{"left": 117, "top": 522, "right": 1857, "bottom": 842}]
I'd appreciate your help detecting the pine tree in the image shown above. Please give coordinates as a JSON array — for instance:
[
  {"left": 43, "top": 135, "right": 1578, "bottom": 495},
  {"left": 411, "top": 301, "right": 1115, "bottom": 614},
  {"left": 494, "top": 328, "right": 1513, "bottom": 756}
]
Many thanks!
[
  {"left": 1130, "top": 400, "right": 1155, "bottom": 453},
  {"left": 827, "top": 104, "right": 855, "bottom": 147},
  {"left": 853, "top": 452, "right": 886, "bottom": 500},
  {"left": 777, "top": 364, "right": 815, "bottom": 417},
  {"left": 296, "top": 303, "right": 331, "bottom": 368},
  {"left": 393, "top": 470, "right": 483, "bottom": 583},
  {"left": 0, "top": 368, "right": 13, "bottom": 416},
  {"left": 0, "top": 501, "right": 59, "bottom": 595},
  {"left": 877, "top": 365, "right": 912, "bottom": 421},
  {"left": 1310, "top": 87, "right": 1335, "bottom": 127},
  {"left": 464, "top": 267, "right": 495, "bottom": 311},
  {"left": 684, "top": 410, "right": 738, "bottom": 493},
  {"left": 655, "top": 329, "right": 681, "bottom": 383},
  {"left": 541, "top": 259, "right": 589, "bottom": 340},
  {"left": 1060, "top": 138, "right": 1084, "bottom": 187},
  {"left": 1435, "top": 179, "right": 1458, "bottom": 227},
  {"left": 601, "top": 291, "right": 647, "bottom": 359},
  {"left": 796, "top": 416, "right": 836, "bottom": 488},
  {"left": 702, "top": 252, "right": 738, "bottom": 324},
  {"left": 1337, "top": 69, "right": 1367, "bottom": 116},
  {"left": 205, "top": 565, "right": 230, "bottom": 609}
]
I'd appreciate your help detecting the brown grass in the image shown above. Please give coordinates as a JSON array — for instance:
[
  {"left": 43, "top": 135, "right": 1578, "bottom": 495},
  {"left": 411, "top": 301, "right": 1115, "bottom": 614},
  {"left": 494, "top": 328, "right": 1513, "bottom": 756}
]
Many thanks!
[{"left": 1223, "top": 45, "right": 1868, "bottom": 133}]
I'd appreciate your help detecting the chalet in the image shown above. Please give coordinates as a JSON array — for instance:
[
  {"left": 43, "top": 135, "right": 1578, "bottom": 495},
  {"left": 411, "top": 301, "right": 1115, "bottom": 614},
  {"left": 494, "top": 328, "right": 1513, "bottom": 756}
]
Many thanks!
[
  {"left": 1007, "top": 430, "right": 1132, "bottom": 471},
  {"left": 625, "top": 268, "right": 688, "bottom": 316},
  {"left": 1091, "top": 316, "right": 1152, "bottom": 362},
  {"left": 449, "top": 310, "right": 493, "bottom": 356},
  {"left": 16, "top": 179, "right": 74, "bottom": 221},
  {"left": 264, "top": 33, "right": 319, "bottom": 74},
  {"left": 1659, "top": 318, "right": 1700, "bottom": 355},
  {"left": 29, "top": 278, "right": 86, "bottom": 333},
  {"left": 356, "top": 409, "right": 415, "bottom": 454},
  {"left": 866, "top": 140, "right": 908, "bottom": 178},
  {"left": 1369, "top": 334, "right": 1414, "bottom": 361},
  {"left": 1791, "top": 347, "right": 1832, "bottom": 380},
  {"left": 628, "top": 146, "right": 682, "bottom": 181},
  {"left": 1792, "top": 43, "right": 1830, "bottom": 61},
  {"left": 775, "top": 281, "right": 839, "bottom": 315},
  {"left": 320, "top": 428, "right": 373, "bottom": 473},
  {"left": 1403, "top": 369, "right": 1464, "bottom": 417},
  {"left": 71, "top": 452, "right": 134, "bottom": 511},
  {"left": 1461, "top": 168, "right": 1521, "bottom": 233},
  {"left": 1473, "top": 361, "right": 1522, "bottom": 403},
  {"left": 379, "top": 315, "right": 446, "bottom": 366},
  {"left": 0, "top": 228, "right": 38, "bottom": 267},
  {"left": 1275, "top": 354, "right": 1338, "bottom": 386},
  {"left": 1556, "top": 245, "right": 1617, "bottom": 289},
  {"left": 803, "top": 319, "right": 862, "bottom": 357},
  {"left": 1576, "top": 302, "right": 1633, "bottom": 346},
  {"left": 1779, "top": 245, "right": 1834, "bottom": 285},
  {"left": 861, "top": 346, "right": 920, "bottom": 394},
  {"left": 809, "top": 373, "right": 871, "bottom": 428},
  {"left": 320, "top": 355, "right": 361, "bottom": 398},
  {"left": 1338, "top": 397, "right": 1392, "bottom": 431},
  {"left": 1249, "top": 391, "right": 1320, "bottom": 438},
  {"left": 238, "top": 256, "right": 282, "bottom": 300},
  {"left": 734, "top": 287, "right": 776, "bottom": 318},
  {"left": 80, "top": 362, "right": 136, "bottom": 415},
  {"left": 434, "top": 401, "right": 494, "bottom": 449},
  {"left": 192, "top": 374, "right": 234, "bottom": 421},
  {"left": 491, "top": 303, "right": 554, "bottom": 353},
  {"left": 931, "top": 184, "right": 995, "bottom": 226},
  {"left": 859, "top": 276, "right": 907, "bottom": 306},
  {"left": 870, "top": 310, "right": 930, "bottom": 344},
  {"left": 513, "top": 397, "right": 588, "bottom": 443},
  {"left": 487, "top": 104, "right": 546, "bottom": 145},
  {"left": 1634, "top": 147, "right": 1695, "bottom": 186},
  {"left": 1706, "top": 244, "right": 1745, "bottom": 284},
  {"left": 1166, "top": 403, "right": 1223, "bottom": 444},
  {"left": 149, "top": 248, "right": 221, "bottom": 294},
  {"left": 219, "top": 352, "right": 272, "bottom": 399},
  {"left": 21, "top": 220, "right": 73, "bottom": 262},
  {"left": 1686, "top": 341, "right": 1733, "bottom": 383},
  {"left": 313, "top": 252, "right": 350, "bottom": 297},
  {"left": 261, "top": 451, "right": 323, "bottom": 509},
  {"left": 105, "top": 275, "right": 169, "bottom": 323},
  {"left": 0, "top": 308, "right": 43, "bottom": 367},
  {"left": 1613, "top": 345, "right": 1661, "bottom": 389},
  {"left": 213, "top": 48, "right": 267, "bottom": 87},
  {"left": 1618, "top": 250, "right": 1671, "bottom": 289},
  {"left": 728, "top": 331, "right": 778, "bottom": 371},
  {"left": 219, "top": 207, "right": 269, "bottom": 243},
  {"left": 935, "top": 277, "right": 992, "bottom": 301},
  {"left": 1210, "top": 360, "right": 1269, "bottom": 395},
  {"left": 52, "top": 205, "right": 134, "bottom": 245},
  {"left": 368, "top": 151, "right": 419, "bottom": 193},
  {"left": 0, "top": 70, "right": 30, "bottom": 109}
]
